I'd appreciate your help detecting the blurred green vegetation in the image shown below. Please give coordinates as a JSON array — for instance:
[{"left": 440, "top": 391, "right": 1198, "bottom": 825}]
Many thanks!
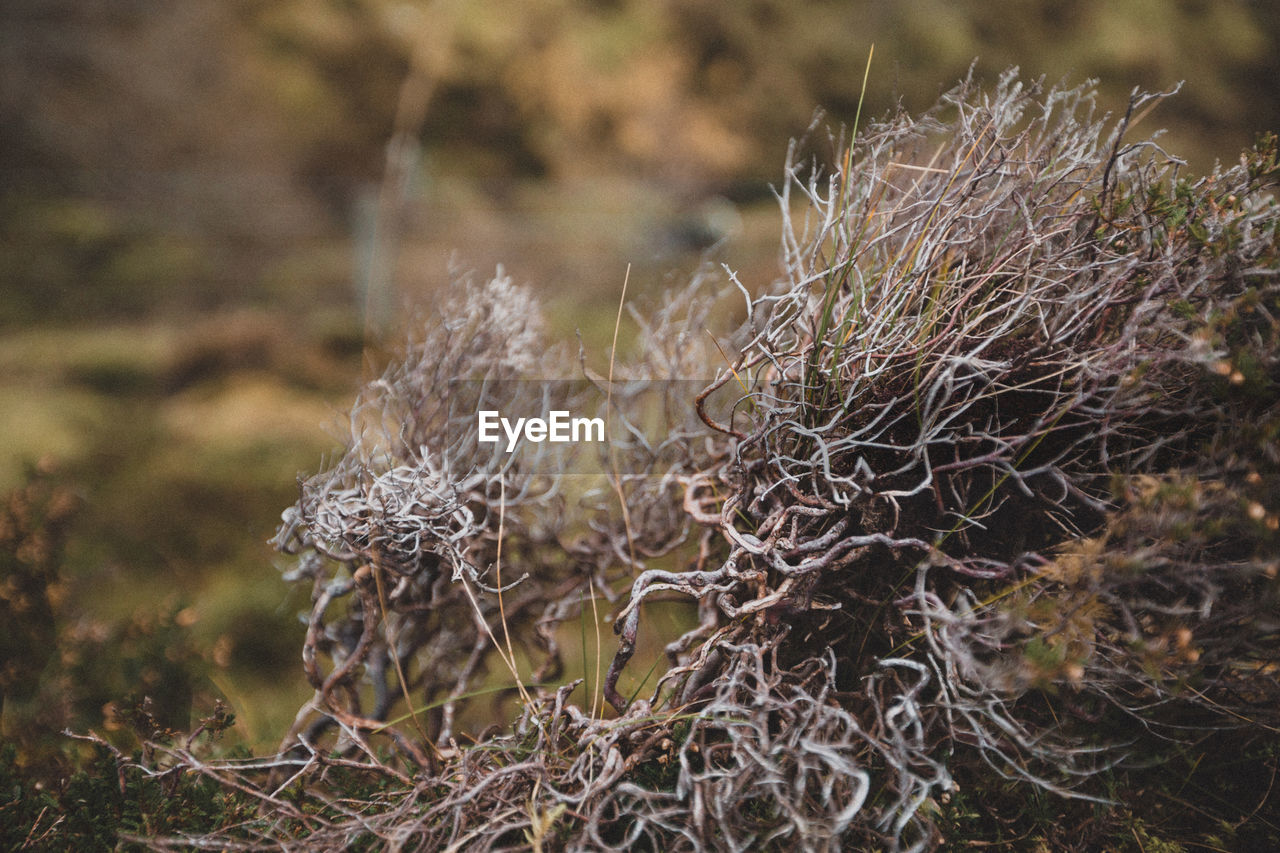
[
  {"left": 1, "top": 0, "right": 1277, "bottom": 770},
  {"left": 4, "top": 1, "right": 1276, "bottom": 324},
  {"left": 0, "top": 313, "right": 362, "bottom": 755}
]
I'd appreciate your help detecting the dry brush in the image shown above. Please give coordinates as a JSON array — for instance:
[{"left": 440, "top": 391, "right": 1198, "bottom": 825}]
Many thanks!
[{"left": 126, "top": 72, "right": 1280, "bottom": 851}]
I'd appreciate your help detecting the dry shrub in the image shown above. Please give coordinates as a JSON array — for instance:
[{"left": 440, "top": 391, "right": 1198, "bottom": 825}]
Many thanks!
[{"left": 128, "top": 73, "right": 1279, "bottom": 851}]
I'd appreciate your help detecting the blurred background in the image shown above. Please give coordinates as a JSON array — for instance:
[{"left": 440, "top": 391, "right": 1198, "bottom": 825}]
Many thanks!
[{"left": 2, "top": 0, "right": 1277, "bottom": 753}]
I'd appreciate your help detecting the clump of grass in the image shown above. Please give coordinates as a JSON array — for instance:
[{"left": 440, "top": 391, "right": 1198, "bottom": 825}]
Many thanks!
[{"left": 44, "top": 73, "right": 1280, "bottom": 851}]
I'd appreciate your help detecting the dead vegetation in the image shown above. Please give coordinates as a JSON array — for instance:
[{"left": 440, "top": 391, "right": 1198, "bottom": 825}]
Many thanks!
[{"left": 117, "top": 73, "right": 1279, "bottom": 851}]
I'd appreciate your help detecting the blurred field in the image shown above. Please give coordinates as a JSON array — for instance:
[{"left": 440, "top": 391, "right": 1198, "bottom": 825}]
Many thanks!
[
  {"left": 2, "top": 0, "right": 1277, "bottom": 751},
  {"left": 0, "top": 311, "right": 363, "bottom": 746}
]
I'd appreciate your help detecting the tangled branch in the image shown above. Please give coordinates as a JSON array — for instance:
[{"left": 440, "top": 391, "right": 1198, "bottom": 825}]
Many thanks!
[{"left": 122, "top": 73, "right": 1280, "bottom": 851}]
